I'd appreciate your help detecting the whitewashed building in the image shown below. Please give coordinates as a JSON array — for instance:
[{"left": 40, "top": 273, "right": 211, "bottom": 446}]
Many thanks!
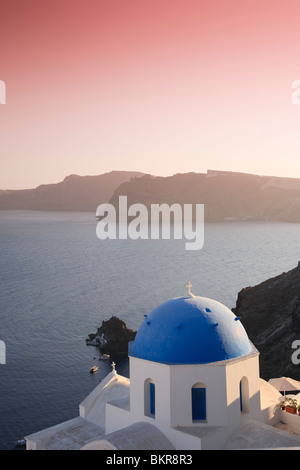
[{"left": 26, "top": 284, "right": 300, "bottom": 450}]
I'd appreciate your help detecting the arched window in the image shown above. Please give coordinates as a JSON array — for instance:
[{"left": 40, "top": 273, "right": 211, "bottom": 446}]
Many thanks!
[
  {"left": 144, "top": 378, "right": 155, "bottom": 418},
  {"left": 191, "top": 382, "right": 206, "bottom": 421},
  {"left": 239, "top": 377, "right": 249, "bottom": 413}
]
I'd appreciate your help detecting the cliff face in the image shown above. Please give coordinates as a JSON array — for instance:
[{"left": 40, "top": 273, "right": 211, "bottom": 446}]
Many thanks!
[
  {"left": 0, "top": 171, "right": 144, "bottom": 211},
  {"left": 3, "top": 169, "right": 300, "bottom": 221},
  {"left": 86, "top": 316, "right": 137, "bottom": 355},
  {"left": 110, "top": 170, "right": 300, "bottom": 223},
  {"left": 233, "top": 263, "right": 300, "bottom": 380}
]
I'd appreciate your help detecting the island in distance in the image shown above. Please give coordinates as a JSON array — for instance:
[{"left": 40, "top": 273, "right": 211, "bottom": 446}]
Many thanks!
[
  {"left": 0, "top": 171, "right": 144, "bottom": 211},
  {"left": 2, "top": 169, "right": 300, "bottom": 223}
]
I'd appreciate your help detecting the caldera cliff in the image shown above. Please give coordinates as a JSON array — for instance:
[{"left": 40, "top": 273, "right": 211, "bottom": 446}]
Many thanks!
[{"left": 233, "top": 262, "right": 300, "bottom": 381}]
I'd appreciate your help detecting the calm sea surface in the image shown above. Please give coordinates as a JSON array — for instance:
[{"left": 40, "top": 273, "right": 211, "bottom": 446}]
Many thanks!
[{"left": 0, "top": 210, "right": 300, "bottom": 449}]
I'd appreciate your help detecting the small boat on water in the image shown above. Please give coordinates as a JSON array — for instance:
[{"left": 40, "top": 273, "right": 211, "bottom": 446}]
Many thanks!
[
  {"left": 90, "top": 358, "right": 99, "bottom": 373},
  {"left": 90, "top": 364, "right": 99, "bottom": 373},
  {"left": 15, "top": 428, "right": 26, "bottom": 448},
  {"left": 100, "top": 354, "right": 110, "bottom": 361},
  {"left": 15, "top": 438, "right": 26, "bottom": 448}
]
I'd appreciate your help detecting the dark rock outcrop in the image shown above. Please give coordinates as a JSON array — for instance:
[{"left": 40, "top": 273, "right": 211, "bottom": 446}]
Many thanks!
[
  {"left": 233, "top": 262, "right": 300, "bottom": 381},
  {"left": 86, "top": 316, "right": 137, "bottom": 355}
]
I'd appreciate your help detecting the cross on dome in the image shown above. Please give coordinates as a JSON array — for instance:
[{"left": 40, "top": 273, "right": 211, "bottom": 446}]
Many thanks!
[{"left": 186, "top": 281, "right": 195, "bottom": 297}]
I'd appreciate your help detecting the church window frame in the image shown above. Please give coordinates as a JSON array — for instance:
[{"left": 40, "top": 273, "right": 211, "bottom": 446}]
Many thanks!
[
  {"left": 191, "top": 382, "right": 207, "bottom": 422},
  {"left": 239, "top": 376, "right": 250, "bottom": 413},
  {"left": 144, "top": 378, "right": 155, "bottom": 418}
]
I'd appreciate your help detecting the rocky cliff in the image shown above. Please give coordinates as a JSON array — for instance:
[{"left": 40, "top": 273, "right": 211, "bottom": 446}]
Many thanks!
[
  {"left": 3, "top": 169, "right": 300, "bottom": 222},
  {"left": 0, "top": 171, "right": 144, "bottom": 211},
  {"left": 110, "top": 170, "right": 300, "bottom": 222},
  {"left": 233, "top": 263, "right": 300, "bottom": 381},
  {"left": 86, "top": 316, "right": 137, "bottom": 355}
]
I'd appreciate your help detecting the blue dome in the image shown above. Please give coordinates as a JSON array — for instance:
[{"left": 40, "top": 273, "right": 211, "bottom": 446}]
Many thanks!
[{"left": 129, "top": 296, "right": 252, "bottom": 364}]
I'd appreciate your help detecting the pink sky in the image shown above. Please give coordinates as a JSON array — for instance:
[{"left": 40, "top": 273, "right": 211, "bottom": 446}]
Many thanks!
[{"left": 1, "top": 0, "right": 300, "bottom": 189}]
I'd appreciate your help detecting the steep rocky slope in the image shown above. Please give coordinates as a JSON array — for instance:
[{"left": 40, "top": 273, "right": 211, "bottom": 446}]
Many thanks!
[{"left": 233, "top": 263, "right": 300, "bottom": 380}]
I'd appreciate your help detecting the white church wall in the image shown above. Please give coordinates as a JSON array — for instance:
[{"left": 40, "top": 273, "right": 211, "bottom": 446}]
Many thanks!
[
  {"left": 260, "top": 402, "right": 281, "bottom": 426},
  {"left": 130, "top": 357, "right": 230, "bottom": 429},
  {"left": 105, "top": 403, "right": 132, "bottom": 435},
  {"left": 107, "top": 347, "right": 262, "bottom": 449},
  {"left": 169, "top": 364, "right": 228, "bottom": 427},
  {"left": 225, "top": 353, "right": 261, "bottom": 430},
  {"left": 129, "top": 354, "right": 261, "bottom": 430},
  {"left": 79, "top": 371, "right": 116, "bottom": 418},
  {"left": 280, "top": 408, "right": 300, "bottom": 433},
  {"left": 129, "top": 357, "right": 172, "bottom": 427},
  {"left": 167, "top": 427, "right": 202, "bottom": 450}
]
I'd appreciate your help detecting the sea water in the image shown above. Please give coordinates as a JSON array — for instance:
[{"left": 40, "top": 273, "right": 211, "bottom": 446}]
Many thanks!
[{"left": 0, "top": 210, "right": 300, "bottom": 449}]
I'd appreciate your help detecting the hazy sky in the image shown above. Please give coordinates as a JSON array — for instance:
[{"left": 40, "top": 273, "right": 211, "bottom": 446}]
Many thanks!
[{"left": 1, "top": 0, "right": 300, "bottom": 189}]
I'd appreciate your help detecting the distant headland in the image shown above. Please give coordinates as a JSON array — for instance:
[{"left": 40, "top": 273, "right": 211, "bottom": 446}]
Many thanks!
[{"left": 2, "top": 169, "right": 300, "bottom": 223}]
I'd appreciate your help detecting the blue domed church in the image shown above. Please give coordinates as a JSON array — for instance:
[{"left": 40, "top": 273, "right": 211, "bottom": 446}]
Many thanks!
[
  {"left": 26, "top": 284, "right": 300, "bottom": 450},
  {"left": 126, "top": 283, "right": 261, "bottom": 449}
]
